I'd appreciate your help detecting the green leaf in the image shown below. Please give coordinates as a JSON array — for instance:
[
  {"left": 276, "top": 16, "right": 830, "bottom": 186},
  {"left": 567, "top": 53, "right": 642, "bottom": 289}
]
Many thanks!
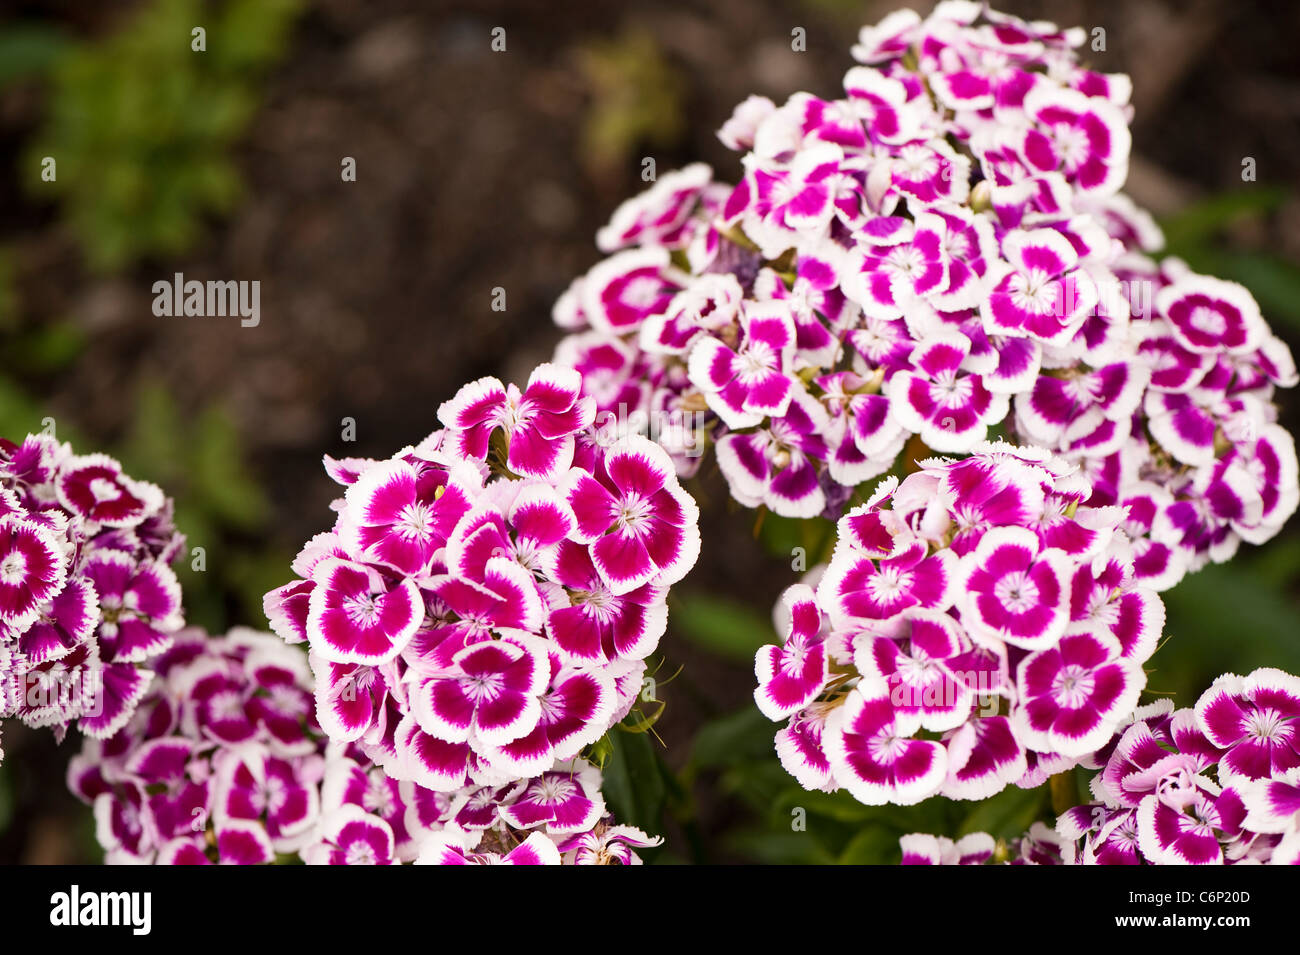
[
  {"left": 602, "top": 728, "right": 667, "bottom": 834},
  {"left": 688, "top": 707, "right": 775, "bottom": 770},
  {"left": 838, "top": 824, "right": 904, "bottom": 864}
]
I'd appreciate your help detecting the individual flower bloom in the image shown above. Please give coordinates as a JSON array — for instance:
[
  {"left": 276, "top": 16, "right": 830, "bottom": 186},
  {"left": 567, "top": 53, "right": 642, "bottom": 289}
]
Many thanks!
[
  {"left": 1008, "top": 821, "right": 1070, "bottom": 866},
  {"left": 1141, "top": 391, "right": 1224, "bottom": 468},
  {"left": 847, "top": 313, "right": 916, "bottom": 377},
  {"left": 754, "top": 585, "right": 828, "bottom": 721},
  {"left": 886, "top": 332, "right": 1010, "bottom": 452},
  {"left": 444, "top": 783, "right": 519, "bottom": 832},
  {"left": 887, "top": 141, "right": 972, "bottom": 207},
  {"left": 241, "top": 641, "right": 318, "bottom": 754},
  {"left": 170, "top": 655, "right": 256, "bottom": 745},
  {"left": 931, "top": 206, "right": 997, "bottom": 310},
  {"left": 741, "top": 144, "right": 846, "bottom": 255},
  {"left": 842, "top": 213, "right": 951, "bottom": 321},
  {"left": 687, "top": 301, "right": 797, "bottom": 429},
  {"left": 303, "top": 804, "right": 396, "bottom": 865},
  {"left": 819, "top": 535, "right": 958, "bottom": 628},
  {"left": 304, "top": 559, "right": 422, "bottom": 666},
  {"left": 444, "top": 483, "right": 574, "bottom": 582},
  {"left": 310, "top": 655, "right": 393, "bottom": 743},
  {"left": 14, "top": 575, "right": 97, "bottom": 666},
  {"left": 499, "top": 760, "right": 605, "bottom": 834},
  {"left": 318, "top": 748, "right": 413, "bottom": 852},
  {"left": 124, "top": 736, "right": 211, "bottom": 843},
  {"left": 1234, "top": 424, "right": 1300, "bottom": 545},
  {"left": 54, "top": 454, "right": 164, "bottom": 527},
  {"left": 475, "top": 656, "right": 614, "bottom": 778},
  {"left": 1058, "top": 804, "right": 1142, "bottom": 865},
  {"left": 562, "top": 435, "right": 701, "bottom": 595},
  {"left": 958, "top": 319, "right": 1043, "bottom": 395},
  {"left": 1155, "top": 275, "right": 1266, "bottom": 356},
  {"left": 92, "top": 781, "right": 151, "bottom": 862},
  {"left": 408, "top": 635, "right": 549, "bottom": 748},
  {"left": 82, "top": 550, "right": 181, "bottom": 665},
  {"left": 438, "top": 364, "right": 597, "bottom": 480},
  {"left": 776, "top": 706, "right": 836, "bottom": 791},
  {"left": 1096, "top": 715, "right": 1196, "bottom": 808},
  {"left": 422, "top": 557, "right": 545, "bottom": 660},
  {"left": 850, "top": 7, "right": 922, "bottom": 64},
  {"left": 555, "top": 332, "right": 648, "bottom": 416},
  {"left": 1015, "top": 362, "right": 1148, "bottom": 455},
  {"left": 0, "top": 516, "right": 68, "bottom": 632},
  {"left": 557, "top": 821, "right": 662, "bottom": 864},
  {"left": 639, "top": 273, "right": 743, "bottom": 356},
  {"left": 839, "top": 68, "right": 919, "bottom": 145},
  {"left": 715, "top": 386, "right": 831, "bottom": 518},
  {"left": 337, "top": 457, "right": 480, "bottom": 576},
  {"left": 930, "top": 450, "right": 1051, "bottom": 556},
  {"left": 898, "top": 831, "right": 995, "bottom": 865},
  {"left": 856, "top": 609, "right": 974, "bottom": 732},
  {"left": 718, "top": 94, "right": 776, "bottom": 151},
  {"left": 211, "top": 821, "right": 276, "bottom": 865},
  {"left": 1235, "top": 768, "right": 1300, "bottom": 835},
  {"left": 596, "top": 163, "right": 712, "bottom": 252},
  {"left": 1194, "top": 668, "right": 1300, "bottom": 784},
  {"left": 1013, "top": 631, "right": 1146, "bottom": 756},
  {"left": 1114, "top": 481, "right": 1188, "bottom": 591},
  {"left": 1020, "top": 85, "right": 1131, "bottom": 195},
  {"left": 823, "top": 689, "right": 948, "bottom": 805},
  {"left": 981, "top": 228, "right": 1099, "bottom": 345},
  {"left": 543, "top": 539, "right": 667, "bottom": 665},
  {"left": 392, "top": 715, "right": 475, "bottom": 792},
  {"left": 753, "top": 255, "right": 852, "bottom": 369},
  {"left": 1066, "top": 556, "right": 1163, "bottom": 661},
  {"left": 1136, "top": 321, "right": 1214, "bottom": 393},
  {"left": 579, "top": 248, "right": 677, "bottom": 334},
  {"left": 1134, "top": 773, "right": 1233, "bottom": 866},
  {"left": 212, "top": 747, "right": 322, "bottom": 852},
  {"left": 415, "top": 829, "right": 561, "bottom": 866},
  {"left": 957, "top": 526, "right": 1073, "bottom": 650},
  {"left": 942, "top": 714, "right": 1027, "bottom": 801}
]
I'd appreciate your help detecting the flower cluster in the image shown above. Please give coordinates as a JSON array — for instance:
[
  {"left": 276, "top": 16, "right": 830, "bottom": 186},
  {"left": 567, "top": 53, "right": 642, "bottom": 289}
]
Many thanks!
[
  {"left": 0, "top": 433, "right": 184, "bottom": 748},
  {"left": 754, "top": 442, "right": 1163, "bottom": 806},
  {"left": 69, "top": 627, "right": 659, "bottom": 865},
  {"left": 553, "top": 2, "right": 1297, "bottom": 589},
  {"left": 899, "top": 824, "right": 1067, "bottom": 865},
  {"left": 1057, "top": 668, "right": 1300, "bottom": 865},
  {"left": 898, "top": 666, "right": 1300, "bottom": 865},
  {"left": 263, "top": 363, "right": 700, "bottom": 797}
]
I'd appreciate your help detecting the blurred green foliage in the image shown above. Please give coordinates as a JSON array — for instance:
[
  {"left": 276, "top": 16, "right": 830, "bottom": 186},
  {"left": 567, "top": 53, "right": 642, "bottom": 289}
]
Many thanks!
[
  {"left": 23, "top": 0, "right": 302, "bottom": 272},
  {"left": 577, "top": 28, "right": 686, "bottom": 179}
]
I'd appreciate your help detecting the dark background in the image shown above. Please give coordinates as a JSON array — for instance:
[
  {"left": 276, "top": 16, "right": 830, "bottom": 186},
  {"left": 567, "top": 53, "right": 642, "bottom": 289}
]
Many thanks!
[{"left": 1, "top": 0, "right": 1298, "bottom": 863}]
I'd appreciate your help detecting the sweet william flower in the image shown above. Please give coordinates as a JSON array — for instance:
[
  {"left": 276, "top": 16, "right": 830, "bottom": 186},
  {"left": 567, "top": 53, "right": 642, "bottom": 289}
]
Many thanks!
[{"left": 438, "top": 363, "right": 596, "bottom": 480}]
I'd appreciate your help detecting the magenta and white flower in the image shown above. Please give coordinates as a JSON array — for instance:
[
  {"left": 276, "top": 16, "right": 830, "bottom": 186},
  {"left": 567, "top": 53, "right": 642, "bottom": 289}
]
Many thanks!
[
  {"left": 563, "top": 435, "right": 700, "bottom": 595},
  {"left": 754, "top": 585, "right": 827, "bottom": 720},
  {"left": 886, "top": 332, "right": 1009, "bottom": 452},
  {"left": 687, "top": 301, "right": 797, "bottom": 428},
  {"left": 823, "top": 689, "right": 948, "bottom": 805},
  {"left": 438, "top": 364, "right": 596, "bottom": 480}
]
